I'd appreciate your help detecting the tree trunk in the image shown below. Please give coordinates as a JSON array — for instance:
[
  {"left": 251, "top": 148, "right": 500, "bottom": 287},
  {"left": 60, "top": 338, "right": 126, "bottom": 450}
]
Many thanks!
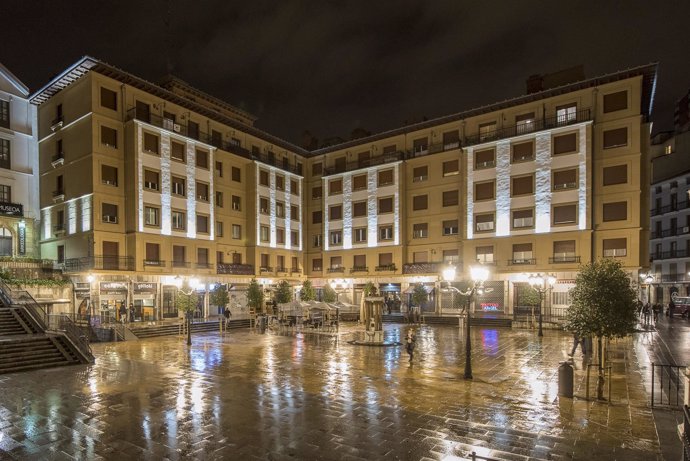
[{"left": 596, "top": 336, "right": 604, "bottom": 400}]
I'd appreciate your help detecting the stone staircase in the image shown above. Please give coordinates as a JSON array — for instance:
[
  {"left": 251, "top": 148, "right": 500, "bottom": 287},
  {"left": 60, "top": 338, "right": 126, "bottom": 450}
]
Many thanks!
[
  {"left": 0, "top": 308, "right": 41, "bottom": 336},
  {"left": 0, "top": 335, "right": 81, "bottom": 374},
  {"left": 129, "top": 318, "right": 251, "bottom": 339},
  {"left": 382, "top": 314, "right": 512, "bottom": 328}
]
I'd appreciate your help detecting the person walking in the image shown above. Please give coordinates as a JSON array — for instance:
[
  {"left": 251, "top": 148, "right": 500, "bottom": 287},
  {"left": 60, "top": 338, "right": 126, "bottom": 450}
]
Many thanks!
[
  {"left": 652, "top": 303, "right": 661, "bottom": 324},
  {"left": 119, "top": 304, "right": 127, "bottom": 324},
  {"left": 128, "top": 303, "right": 135, "bottom": 323},
  {"left": 223, "top": 307, "right": 232, "bottom": 330},
  {"left": 643, "top": 303, "right": 650, "bottom": 325},
  {"left": 569, "top": 332, "right": 585, "bottom": 356},
  {"left": 669, "top": 299, "right": 676, "bottom": 319},
  {"left": 405, "top": 330, "right": 416, "bottom": 362}
]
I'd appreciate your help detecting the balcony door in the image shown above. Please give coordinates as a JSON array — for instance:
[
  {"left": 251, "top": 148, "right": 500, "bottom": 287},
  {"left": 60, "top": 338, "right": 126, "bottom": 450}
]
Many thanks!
[{"left": 103, "top": 241, "right": 119, "bottom": 270}]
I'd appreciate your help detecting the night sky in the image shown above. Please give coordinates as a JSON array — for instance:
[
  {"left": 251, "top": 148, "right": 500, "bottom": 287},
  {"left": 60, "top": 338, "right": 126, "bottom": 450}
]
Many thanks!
[{"left": 2, "top": 1, "right": 689, "bottom": 147}]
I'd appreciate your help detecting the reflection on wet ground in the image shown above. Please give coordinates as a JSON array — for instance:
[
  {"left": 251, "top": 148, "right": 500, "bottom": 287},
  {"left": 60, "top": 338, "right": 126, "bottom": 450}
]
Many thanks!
[{"left": 0, "top": 324, "right": 661, "bottom": 460}]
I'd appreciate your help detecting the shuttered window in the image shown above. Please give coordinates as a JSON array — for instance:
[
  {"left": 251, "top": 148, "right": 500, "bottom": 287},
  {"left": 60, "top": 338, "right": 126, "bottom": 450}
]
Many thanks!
[
  {"left": 603, "top": 90, "right": 628, "bottom": 113},
  {"left": 378, "top": 169, "right": 394, "bottom": 186},
  {"left": 475, "top": 181, "right": 495, "bottom": 201},
  {"left": 603, "top": 238, "right": 627, "bottom": 257},
  {"left": 553, "top": 133, "right": 577, "bottom": 155},
  {"left": 603, "top": 201, "right": 627, "bottom": 221},
  {"left": 378, "top": 197, "right": 393, "bottom": 213},
  {"left": 443, "top": 160, "right": 459, "bottom": 176},
  {"left": 353, "top": 201, "right": 367, "bottom": 217},
  {"left": 413, "top": 195, "right": 428, "bottom": 211},
  {"left": 475, "top": 149, "right": 495, "bottom": 169},
  {"left": 511, "top": 141, "right": 534, "bottom": 162},
  {"left": 553, "top": 204, "right": 577, "bottom": 225},
  {"left": 353, "top": 254, "right": 366, "bottom": 267},
  {"left": 554, "top": 240, "right": 576, "bottom": 255},
  {"left": 378, "top": 253, "right": 393, "bottom": 265},
  {"left": 413, "top": 166, "right": 428, "bottom": 182},
  {"left": 603, "top": 164, "right": 627, "bottom": 185},
  {"left": 329, "top": 179, "right": 343, "bottom": 195},
  {"left": 353, "top": 174, "right": 367, "bottom": 190},
  {"left": 553, "top": 169, "right": 577, "bottom": 190},
  {"left": 329, "top": 205, "right": 342, "bottom": 220},
  {"left": 511, "top": 175, "right": 534, "bottom": 196},
  {"left": 512, "top": 209, "right": 534, "bottom": 228},
  {"left": 442, "top": 190, "right": 458, "bottom": 207},
  {"left": 475, "top": 213, "right": 495, "bottom": 232},
  {"left": 603, "top": 127, "right": 628, "bottom": 149}
]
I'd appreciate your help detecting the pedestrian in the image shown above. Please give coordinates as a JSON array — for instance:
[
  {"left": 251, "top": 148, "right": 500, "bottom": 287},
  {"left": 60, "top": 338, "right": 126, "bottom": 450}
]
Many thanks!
[
  {"left": 636, "top": 300, "right": 643, "bottom": 318},
  {"left": 223, "top": 306, "right": 232, "bottom": 329},
  {"left": 569, "top": 332, "right": 585, "bottom": 356},
  {"left": 119, "top": 304, "right": 127, "bottom": 324},
  {"left": 405, "top": 330, "right": 416, "bottom": 362},
  {"left": 401, "top": 302, "right": 409, "bottom": 323},
  {"left": 643, "top": 303, "right": 650, "bottom": 324},
  {"left": 652, "top": 303, "right": 661, "bottom": 324},
  {"left": 129, "top": 303, "right": 135, "bottom": 323},
  {"left": 669, "top": 299, "right": 675, "bottom": 319}
]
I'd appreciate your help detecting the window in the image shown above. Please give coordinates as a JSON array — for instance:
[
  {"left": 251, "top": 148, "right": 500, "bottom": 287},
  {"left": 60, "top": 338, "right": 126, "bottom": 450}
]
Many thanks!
[
  {"left": 603, "top": 164, "right": 627, "bottom": 186},
  {"left": 312, "top": 211, "right": 322, "bottom": 224},
  {"left": 353, "top": 254, "right": 367, "bottom": 269},
  {"left": 553, "top": 204, "right": 577, "bottom": 225},
  {"left": 329, "top": 179, "right": 343, "bottom": 195},
  {"left": 196, "top": 183, "right": 209, "bottom": 202},
  {"left": 329, "top": 205, "right": 342, "bottom": 220},
  {"left": 603, "top": 238, "right": 627, "bottom": 257},
  {"left": 516, "top": 112, "right": 535, "bottom": 134},
  {"left": 0, "top": 139, "right": 8, "bottom": 170},
  {"left": 479, "top": 122, "right": 496, "bottom": 141},
  {"left": 603, "top": 127, "right": 628, "bottom": 149},
  {"left": 172, "top": 211, "right": 186, "bottom": 230},
  {"left": 512, "top": 243, "right": 533, "bottom": 263},
  {"left": 442, "top": 160, "right": 459, "bottom": 176},
  {"left": 0, "top": 100, "right": 8, "bottom": 128},
  {"left": 354, "top": 227, "right": 367, "bottom": 243},
  {"left": 211, "top": 130, "right": 222, "bottom": 148},
  {"left": 260, "top": 253, "right": 270, "bottom": 269},
  {"left": 378, "top": 169, "right": 394, "bottom": 186},
  {"left": 413, "top": 223, "right": 428, "bottom": 238},
  {"left": 475, "top": 149, "right": 495, "bottom": 169},
  {"left": 443, "top": 220, "right": 458, "bottom": 235},
  {"left": 215, "top": 161, "right": 223, "bottom": 177},
  {"left": 276, "top": 228, "right": 285, "bottom": 244},
  {"left": 553, "top": 240, "right": 576, "bottom": 261},
  {"left": 143, "top": 132, "right": 159, "bottom": 154},
  {"left": 312, "top": 186, "right": 322, "bottom": 199},
  {"left": 196, "top": 149, "right": 209, "bottom": 169},
  {"left": 412, "top": 195, "right": 428, "bottom": 211},
  {"left": 413, "top": 251, "right": 428, "bottom": 263},
  {"left": 511, "top": 141, "right": 534, "bottom": 162},
  {"left": 353, "top": 201, "right": 367, "bottom": 217},
  {"left": 511, "top": 175, "right": 534, "bottom": 196},
  {"left": 173, "top": 246, "right": 186, "bottom": 265},
  {"left": 312, "top": 162, "right": 322, "bottom": 176},
  {"left": 276, "top": 175, "right": 285, "bottom": 191},
  {"left": 216, "top": 221, "right": 223, "bottom": 237},
  {"left": 144, "top": 206, "right": 159, "bottom": 226},
  {"left": 358, "top": 151, "right": 370, "bottom": 167},
  {"left": 553, "top": 169, "right": 577, "bottom": 190},
  {"left": 259, "top": 197, "right": 269, "bottom": 214},
  {"left": 172, "top": 176, "right": 186, "bottom": 196},
  {"left": 188, "top": 121, "right": 199, "bottom": 140},
  {"left": 312, "top": 259, "right": 323, "bottom": 271},
  {"left": 101, "top": 126, "right": 117, "bottom": 148},
  {"left": 215, "top": 191, "right": 223, "bottom": 208},
  {"left": 291, "top": 205, "right": 299, "bottom": 221},
  {"left": 443, "top": 131, "right": 460, "bottom": 149},
  {"left": 512, "top": 209, "right": 534, "bottom": 229},
  {"left": 475, "top": 181, "right": 495, "bottom": 201},
  {"left": 0, "top": 185, "right": 10, "bottom": 203},
  {"left": 313, "top": 234, "right": 322, "bottom": 247},
  {"left": 171, "top": 141, "right": 185, "bottom": 162},
  {"left": 291, "top": 179, "right": 299, "bottom": 195},
  {"left": 413, "top": 137, "right": 428, "bottom": 154},
  {"left": 379, "top": 225, "right": 393, "bottom": 241},
  {"left": 102, "top": 203, "right": 118, "bottom": 224},
  {"left": 553, "top": 133, "right": 577, "bottom": 155},
  {"left": 476, "top": 246, "right": 494, "bottom": 263},
  {"left": 100, "top": 87, "right": 117, "bottom": 110},
  {"left": 443, "top": 249, "right": 459, "bottom": 264},
  {"left": 346, "top": 174, "right": 364, "bottom": 191},
  {"left": 145, "top": 243, "right": 160, "bottom": 262},
  {"left": 330, "top": 256, "right": 343, "bottom": 269},
  {"left": 101, "top": 165, "right": 118, "bottom": 186},
  {"left": 197, "top": 248, "right": 209, "bottom": 267},
  {"left": 291, "top": 230, "right": 299, "bottom": 246},
  {"left": 232, "top": 224, "right": 241, "bottom": 239},
  {"left": 57, "top": 245, "right": 64, "bottom": 264},
  {"left": 330, "top": 230, "right": 342, "bottom": 245},
  {"left": 603, "top": 201, "right": 627, "bottom": 221},
  {"left": 442, "top": 190, "right": 458, "bottom": 207},
  {"left": 603, "top": 90, "right": 628, "bottom": 113},
  {"left": 413, "top": 166, "right": 428, "bottom": 182},
  {"left": 196, "top": 214, "right": 209, "bottom": 233},
  {"left": 556, "top": 103, "right": 577, "bottom": 125},
  {"left": 144, "top": 170, "right": 159, "bottom": 191},
  {"left": 231, "top": 166, "right": 241, "bottom": 182},
  {"left": 475, "top": 213, "right": 495, "bottom": 232},
  {"left": 378, "top": 197, "right": 393, "bottom": 214},
  {"left": 334, "top": 157, "right": 346, "bottom": 173},
  {"left": 276, "top": 202, "right": 285, "bottom": 218}
]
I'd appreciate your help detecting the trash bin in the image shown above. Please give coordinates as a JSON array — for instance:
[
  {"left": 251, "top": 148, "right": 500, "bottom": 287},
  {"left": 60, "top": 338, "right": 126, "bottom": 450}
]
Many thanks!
[{"left": 558, "top": 362, "right": 574, "bottom": 398}]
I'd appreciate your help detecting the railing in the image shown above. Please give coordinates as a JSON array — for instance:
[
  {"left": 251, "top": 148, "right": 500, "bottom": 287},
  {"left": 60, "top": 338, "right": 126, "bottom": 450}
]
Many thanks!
[
  {"left": 468, "top": 452, "right": 502, "bottom": 461},
  {"left": 0, "top": 258, "right": 55, "bottom": 270},
  {"left": 548, "top": 256, "right": 581, "bottom": 264},
  {"left": 651, "top": 363, "right": 686, "bottom": 407},
  {"left": 143, "top": 259, "right": 167, "bottom": 267},
  {"left": 290, "top": 267, "right": 302, "bottom": 274},
  {"left": 259, "top": 266, "right": 273, "bottom": 273},
  {"left": 350, "top": 266, "right": 368, "bottom": 273},
  {"left": 464, "top": 108, "right": 591, "bottom": 147},
  {"left": 403, "top": 262, "right": 442, "bottom": 274},
  {"left": 172, "top": 261, "right": 190, "bottom": 268},
  {"left": 196, "top": 262, "right": 213, "bottom": 269},
  {"left": 375, "top": 264, "right": 397, "bottom": 271},
  {"left": 51, "top": 153, "right": 65, "bottom": 164},
  {"left": 322, "top": 151, "right": 405, "bottom": 176},
  {"left": 327, "top": 267, "right": 345, "bottom": 273},
  {"left": 64, "top": 256, "right": 135, "bottom": 272},
  {"left": 253, "top": 153, "right": 303, "bottom": 175},
  {"left": 275, "top": 267, "right": 288, "bottom": 273},
  {"left": 660, "top": 274, "right": 690, "bottom": 283},
  {"left": 651, "top": 249, "right": 690, "bottom": 260},
  {"left": 217, "top": 263, "right": 255, "bottom": 275},
  {"left": 508, "top": 258, "right": 536, "bottom": 265},
  {"left": 48, "top": 314, "right": 93, "bottom": 360},
  {"left": 52, "top": 189, "right": 65, "bottom": 198},
  {"left": 50, "top": 115, "right": 64, "bottom": 130}
]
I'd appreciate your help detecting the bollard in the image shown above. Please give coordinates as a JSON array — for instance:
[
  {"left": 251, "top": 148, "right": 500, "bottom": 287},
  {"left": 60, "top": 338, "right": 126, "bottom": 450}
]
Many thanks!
[
  {"left": 558, "top": 362, "right": 574, "bottom": 398},
  {"left": 220, "top": 318, "right": 223, "bottom": 335}
]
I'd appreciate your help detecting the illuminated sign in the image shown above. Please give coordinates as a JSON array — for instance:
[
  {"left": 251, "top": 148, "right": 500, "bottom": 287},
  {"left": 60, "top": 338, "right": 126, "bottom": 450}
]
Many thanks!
[
  {"left": 99, "top": 282, "right": 127, "bottom": 295},
  {"left": 134, "top": 282, "right": 157, "bottom": 294},
  {"left": 17, "top": 222, "right": 25, "bottom": 255},
  {"left": 480, "top": 303, "right": 500, "bottom": 311},
  {"left": 0, "top": 202, "right": 23, "bottom": 217}
]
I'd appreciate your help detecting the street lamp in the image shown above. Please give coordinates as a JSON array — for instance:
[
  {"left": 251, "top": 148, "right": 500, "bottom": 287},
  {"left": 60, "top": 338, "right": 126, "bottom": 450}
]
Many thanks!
[
  {"left": 528, "top": 273, "right": 556, "bottom": 337},
  {"left": 329, "top": 279, "right": 351, "bottom": 332},
  {"left": 442, "top": 265, "right": 489, "bottom": 380},
  {"left": 641, "top": 272, "right": 654, "bottom": 305}
]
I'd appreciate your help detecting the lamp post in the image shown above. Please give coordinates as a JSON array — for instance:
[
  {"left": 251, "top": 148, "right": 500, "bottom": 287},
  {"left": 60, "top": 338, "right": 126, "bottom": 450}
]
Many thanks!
[
  {"left": 442, "top": 265, "right": 489, "bottom": 380},
  {"left": 329, "top": 279, "right": 351, "bottom": 332},
  {"left": 528, "top": 273, "right": 556, "bottom": 337},
  {"left": 641, "top": 273, "right": 654, "bottom": 305}
]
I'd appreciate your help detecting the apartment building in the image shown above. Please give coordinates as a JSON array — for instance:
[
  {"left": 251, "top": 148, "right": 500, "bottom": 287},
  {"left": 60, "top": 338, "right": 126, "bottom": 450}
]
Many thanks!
[
  {"left": 0, "top": 63, "right": 39, "bottom": 259},
  {"left": 29, "top": 57, "right": 656, "bottom": 320}
]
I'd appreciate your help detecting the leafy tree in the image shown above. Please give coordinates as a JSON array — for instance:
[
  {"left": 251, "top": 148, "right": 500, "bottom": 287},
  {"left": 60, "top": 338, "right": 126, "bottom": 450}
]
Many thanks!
[
  {"left": 247, "top": 278, "right": 264, "bottom": 313},
  {"left": 300, "top": 280, "right": 316, "bottom": 302},
  {"left": 274, "top": 280, "right": 293, "bottom": 304},
  {"left": 363, "top": 281, "right": 377, "bottom": 297},
  {"left": 411, "top": 285, "right": 428, "bottom": 307},
  {"left": 175, "top": 281, "right": 198, "bottom": 345},
  {"left": 564, "top": 258, "right": 638, "bottom": 399},
  {"left": 209, "top": 284, "right": 230, "bottom": 311},
  {"left": 322, "top": 284, "right": 337, "bottom": 303},
  {"left": 520, "top": 286, "right": 541, "bottom": 309}
]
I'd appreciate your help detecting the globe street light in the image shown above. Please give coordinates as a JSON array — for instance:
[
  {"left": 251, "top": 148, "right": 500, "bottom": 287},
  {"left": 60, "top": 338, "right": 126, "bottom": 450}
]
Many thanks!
[
  {"left": 641, "top": 272, "right": 654, "bottom": 305},
  {"left": 528, "top": 273, "right": 556, "bottom": 337}
]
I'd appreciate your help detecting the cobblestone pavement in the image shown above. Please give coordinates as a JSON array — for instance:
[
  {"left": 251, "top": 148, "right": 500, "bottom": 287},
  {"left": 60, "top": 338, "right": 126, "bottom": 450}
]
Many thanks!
[{"left": 0, "top": 324, "right": 664, "bottom": 460}]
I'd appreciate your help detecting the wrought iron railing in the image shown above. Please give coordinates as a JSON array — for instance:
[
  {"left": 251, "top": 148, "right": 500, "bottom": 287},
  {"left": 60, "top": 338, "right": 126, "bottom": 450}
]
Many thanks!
[
  {"left": 375, "top": 264, "right": 397, "bottom": 271},
  {"left": 217, "top": 263, "right": 254, "bottom": 275},
  {"left": 350, "top": 266, "right": 368, "bottom": 273},
  {"left": 403, "top": 263, "right": 442, "bottom": 274},
  {"left": 64, "top": 256, "right": 135, "bottom": 272},
  {"left": 548, "top": 256, "right": 581, "bottom": 264},
  {"left": 322, "top": 151, "right": 405, "bottom": 176},
  {"left": 508, "top": 258, "right": 536, "bottom": 266},
  {"left": 327, "top": 267, "right": 345, "bottom": 273},
  {"left": 651, "top": 363, "right": 686, "bottom": 407}
]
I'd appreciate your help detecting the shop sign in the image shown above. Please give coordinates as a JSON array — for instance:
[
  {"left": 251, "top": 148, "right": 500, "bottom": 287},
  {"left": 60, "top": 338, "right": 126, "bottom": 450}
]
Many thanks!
[
  {"left": 18, "top": 225, "right": 25, "bottom": 255},
  {"left": 99, "top": 281, "right": 128, "bottom": 295},
  {"left": 74, "top": 282, "right": 90, "bottom": 291},
  {"left": 480, "top": 303, "right": 500, "bottom": 311},
  {"left": 0, "top": 202, "right": 23, "bottom": 217},
  {"left": 134, "top": 282, "right": 157, "bottom": 294}
]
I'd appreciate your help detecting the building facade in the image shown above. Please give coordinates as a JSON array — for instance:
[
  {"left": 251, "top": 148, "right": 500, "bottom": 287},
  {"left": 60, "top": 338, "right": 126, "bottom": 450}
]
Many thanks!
[{"left": 30, "top": 58, "right": 656, "bottom": 321}]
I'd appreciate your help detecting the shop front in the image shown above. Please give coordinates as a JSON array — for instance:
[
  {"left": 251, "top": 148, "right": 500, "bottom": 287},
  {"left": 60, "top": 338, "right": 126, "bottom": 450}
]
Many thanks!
[
  {"left": 133, "top": 282, "right": 158, "bottom": 322},
  {"left": 99, "top": 281, "right": 128, "bottom": 324},
  {"left": 474, "top": 280, "right": 505, "bottom": 317}
]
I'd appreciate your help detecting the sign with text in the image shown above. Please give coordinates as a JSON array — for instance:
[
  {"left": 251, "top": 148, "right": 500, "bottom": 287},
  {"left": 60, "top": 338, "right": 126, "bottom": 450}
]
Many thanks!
[
  {"left": 99, "top": 282, "right": 127, "bottom": 295},
  {"left": 0, "top": 202, "right": 23, "bottom": 217},
  {"left": 17, "top": 225, "right": 25, "bottom": 255},
  {"left": 133, "top": 282, "right": 157, "bottom": 294}
]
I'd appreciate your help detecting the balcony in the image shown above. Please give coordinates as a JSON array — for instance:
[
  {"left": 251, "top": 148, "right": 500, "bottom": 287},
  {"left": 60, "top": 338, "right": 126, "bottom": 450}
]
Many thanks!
[
  {"left": 196, "top": 262, "right": 212, "bottom": 270},
  {"left": 403, "top": 262, "right": 442, "bottom": 274},
  {"left": 143, "top": 259, "right": 167, "bottom": 267},
  {"left": 51, "top": 153, "right": 64, "bottom": 168},
  {"left": 327, "top": 266, "right": 345, "bottom": 274},
  {"left": 275, "top": 267, "right": 288, "bottom": 273},
  {"left": 508, "top": 258, "right": 536, "bottom": 266},
  {"left": 63, "top": 256, "right": 135, "bottom": 272},
  {"left": 253, "top": 153, "right": 302, "bottom": 175},
  {"left": 217, "top": 263, "right": 254, "bottom": 275},
  {"left": 172, "top": 261, "right": 191, "bottom": 268},
  {"left": 259, "top": 266, "right": 273, "bottom": 273},
  {"left": 464, "top": 108, "right": 591, "bottom": 147},
  {"left": 290, "top": 267, "right": 302, "bottom": 275},
  {"left": 52, "top": 189, "right": 65, "bottom": 203},
  {"left": 350, "top": 266, "right": 368, "bottom": 273},
  {"left": 52, "top": 224, "right": 65, "bottom": 235},
  {"left": 375, "top": 264, "right": 397, "bottom": 272},
  {"left": 50, "top": 116, "right": 64, "bottom": 131},
  {"left": 322, "top": 151, "right": 405, "bottom": 177},
  {"left": 549, "top": 256, "right": 581, "bottom": 264},
  {"left": 651, "top": 249, "right": 690, "bottom": 260}
]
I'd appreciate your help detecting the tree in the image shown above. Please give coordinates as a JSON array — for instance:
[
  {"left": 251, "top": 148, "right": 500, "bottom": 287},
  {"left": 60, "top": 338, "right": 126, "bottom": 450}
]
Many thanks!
[
  {"left": 247, "top": 279, "right": 264, "bottom": 313},
  {"left": 519, "top": 285, "right": 541, "bottom": 326},
  {"left": 274, "top": 280, "right": 293, "bottom": 304},
  {"left": 564, "top": 258, "right": 638, "bottom": 399},
  {"left": 363, "top": 281, "right": 377, "bottom": 297},
  {"left": 411, "top": 285, "right": 428, "bottom": 307},
  {"left": 209, "top": 284, "right": 230, "bottom": 311},
  {"left": 300, "top": 280, "right": 316, "bottom": 302},
  {"left": 322, "top": 284, "right": 337, "bottom": 303},
  {"left": 175, "top": 282, "right": 198, "bottom": 346}
]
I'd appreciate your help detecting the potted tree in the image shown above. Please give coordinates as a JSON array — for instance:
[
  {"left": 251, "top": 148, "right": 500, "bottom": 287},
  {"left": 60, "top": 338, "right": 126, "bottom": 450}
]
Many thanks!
[
  {"left": 175, "top": 281, "right": 198, "bottom": 345},
  {"left": 209, "top": 283, "right": 230, "bottom": 315},
  {"left": 247, "top": 278, "right": 264, "bottom": 314}
]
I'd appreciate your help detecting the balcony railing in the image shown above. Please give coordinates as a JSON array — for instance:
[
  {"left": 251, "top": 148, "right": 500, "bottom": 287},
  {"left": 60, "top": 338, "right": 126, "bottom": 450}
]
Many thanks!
[
  {"left": 51, "top": 153, "right": 65, "bottom": 167},
  {"left": 548, "top": 256, "right": 581, "bottom": 264},
  {"left": 275, "top": 267, "right": 288, "bottom": 273},
  {"left": 196, "top": 262, "right": 212, "bottom": 270},
  {"left": 217, "top": 263, "right": 254, "bottom": 275},
  {"left": 52, "top": 224, "right": 65, "bottom": 233},
  {"left": 350, "top": 266, "right": 368, "bottom": 273},
  {"left": 464, "top": 108, "right": 591, "bottom": 147},
  {"left": 63, "top": 256, "right": 135, "bottom": 272},
  {"left": 322, "top": 151, "right": 406, "bottom": 176},
  {"left": 143, "top": 259, "right": 166, "bottom": 267},
  {"left": 375, "top": 264, "right": 397, "bottom": 272},
  {"left": 508, "top": 258, "right": 536, "bottom": 266},
  {"left": 290, "top": 267, "right": 302, "bottom": 274},
  {"left": 327, "top": 266, "right": 345, "bottom": 273},
  {"left": 259, "top": 266, "right": 273, "bottom": 273},
  {"left": 403, "top": 262, "right": 442, "bottom": 274},
  {"left": 651, "top": 249, "right": 690, "bottom": 260},
  {"left": 172, "top": 261, "right": 190, "bottom": 268},
  {"left": 52, "top": 189, "right": 65, "bottom": 199},
  {"left": 50, "top": 115, "right": 64, "bottom": 131}
]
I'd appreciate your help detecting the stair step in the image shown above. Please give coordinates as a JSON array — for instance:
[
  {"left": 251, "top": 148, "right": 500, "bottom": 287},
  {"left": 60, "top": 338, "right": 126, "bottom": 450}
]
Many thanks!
[
  {"left": 0, "top": 351, "right": 63, "bottom": 364},
  {"left": 0, "top": 359, "right": 75, "bottom": 374}
]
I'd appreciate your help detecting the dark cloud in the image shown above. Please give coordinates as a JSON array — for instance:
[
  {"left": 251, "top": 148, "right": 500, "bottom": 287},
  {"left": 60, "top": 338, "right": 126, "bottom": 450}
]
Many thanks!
[{"left": 1, "top": 0, "right": 688, "bottom": 144}]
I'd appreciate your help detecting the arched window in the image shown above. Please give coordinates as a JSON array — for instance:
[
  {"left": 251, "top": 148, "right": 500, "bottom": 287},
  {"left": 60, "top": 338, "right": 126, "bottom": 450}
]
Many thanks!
[{"left": 0, "top": 227, "right": 12, "bottom": 256}]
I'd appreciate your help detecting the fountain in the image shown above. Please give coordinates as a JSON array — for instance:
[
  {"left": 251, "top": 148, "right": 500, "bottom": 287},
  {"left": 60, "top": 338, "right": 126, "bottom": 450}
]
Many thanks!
[{"left": 349, "top": 286, "right": 400, "bottom": 347}]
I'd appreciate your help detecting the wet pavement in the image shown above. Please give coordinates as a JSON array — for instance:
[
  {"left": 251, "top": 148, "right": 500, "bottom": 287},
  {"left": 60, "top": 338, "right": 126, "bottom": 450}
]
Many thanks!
[{"left": 0, "top": 322, "right": 674, "bottom": 460}]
